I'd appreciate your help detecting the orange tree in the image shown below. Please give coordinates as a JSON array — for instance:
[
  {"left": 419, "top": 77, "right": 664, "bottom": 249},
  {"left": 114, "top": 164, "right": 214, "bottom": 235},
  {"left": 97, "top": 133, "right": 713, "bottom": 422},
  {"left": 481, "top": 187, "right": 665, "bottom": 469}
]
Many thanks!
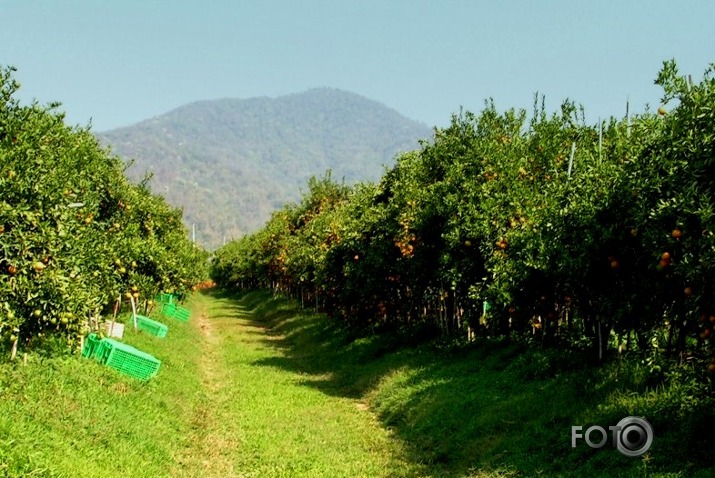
[
  {"left": 212, "top": 60, "right": 715, "bottom": 370},
  {"left": 283, "top": 174, "right": 349, "bottom": 305},
  {"left": 631, "top": 60, "right": 715, "bottom": 359},
  {"left": 0, "top": 66, "right": 206, "bottom": 352},
  {"left": 318, "top": 177, "right": 407, "bottom": 329}
]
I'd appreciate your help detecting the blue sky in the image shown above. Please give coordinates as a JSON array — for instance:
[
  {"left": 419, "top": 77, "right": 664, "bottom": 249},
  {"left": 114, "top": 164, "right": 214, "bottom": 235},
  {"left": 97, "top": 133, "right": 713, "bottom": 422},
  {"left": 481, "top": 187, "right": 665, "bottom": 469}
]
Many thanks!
[{"left": 2, "top": 1, "right": 714, "bottom": 132}]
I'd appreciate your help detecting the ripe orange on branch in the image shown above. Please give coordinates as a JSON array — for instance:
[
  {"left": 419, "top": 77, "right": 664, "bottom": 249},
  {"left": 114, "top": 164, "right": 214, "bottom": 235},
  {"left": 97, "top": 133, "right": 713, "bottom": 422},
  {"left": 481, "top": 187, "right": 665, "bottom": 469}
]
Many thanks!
[{"left": 658, "top": 251, "right": 671, "bottom": 269}]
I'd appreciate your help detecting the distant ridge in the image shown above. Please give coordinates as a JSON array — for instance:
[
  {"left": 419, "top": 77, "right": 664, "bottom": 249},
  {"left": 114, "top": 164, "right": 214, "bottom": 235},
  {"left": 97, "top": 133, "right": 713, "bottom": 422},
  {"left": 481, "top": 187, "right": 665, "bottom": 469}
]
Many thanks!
[{"left": 97, "top": 88, "right": 432, "bottom": 249}]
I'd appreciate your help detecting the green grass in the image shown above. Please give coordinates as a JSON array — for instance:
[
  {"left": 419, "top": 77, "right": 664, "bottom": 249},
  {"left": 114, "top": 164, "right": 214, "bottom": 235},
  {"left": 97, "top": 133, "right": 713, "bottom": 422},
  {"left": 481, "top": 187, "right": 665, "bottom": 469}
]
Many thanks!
[
  {"left": 237, "top": 291, "right": 715, "bottom": 478},
  {"left": 0, "top": 304, "right": 203, "bottom": 477},
  {"left": 0, "top": 290, "right": 713, "bottom": 477},
  {"left": 188, "top": 290, "right": 417, "bottom": 477},
  {"left": 0, "top": 292, "right": 417, "bottom": 477}
]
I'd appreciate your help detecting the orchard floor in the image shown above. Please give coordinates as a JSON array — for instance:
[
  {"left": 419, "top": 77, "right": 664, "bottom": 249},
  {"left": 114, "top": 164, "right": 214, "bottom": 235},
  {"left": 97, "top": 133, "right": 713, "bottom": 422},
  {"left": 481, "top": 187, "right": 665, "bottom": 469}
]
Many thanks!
[
  {"left": 0, "top": 291, "right": 421, "bottom": 478},
  {"left": 0, "top": 290, "right": 712, "bottom": 477}
]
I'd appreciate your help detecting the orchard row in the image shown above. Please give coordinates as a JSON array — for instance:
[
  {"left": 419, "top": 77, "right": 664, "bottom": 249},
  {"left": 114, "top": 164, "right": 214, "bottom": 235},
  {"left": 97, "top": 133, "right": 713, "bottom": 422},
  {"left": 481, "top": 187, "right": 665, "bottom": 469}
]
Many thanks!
[
  {"left": 212, "top": 60, "right": 715, "bottom": 367},
  {"left": 0, "top": 66, "right": 207, "bottom": 352}
]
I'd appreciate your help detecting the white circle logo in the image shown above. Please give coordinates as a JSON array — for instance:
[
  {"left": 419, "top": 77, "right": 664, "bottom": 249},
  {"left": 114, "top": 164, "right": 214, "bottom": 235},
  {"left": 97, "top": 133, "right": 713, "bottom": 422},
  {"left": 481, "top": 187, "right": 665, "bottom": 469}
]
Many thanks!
[{"left": 615, "top": 416, "right": 653, "bottom": 457}]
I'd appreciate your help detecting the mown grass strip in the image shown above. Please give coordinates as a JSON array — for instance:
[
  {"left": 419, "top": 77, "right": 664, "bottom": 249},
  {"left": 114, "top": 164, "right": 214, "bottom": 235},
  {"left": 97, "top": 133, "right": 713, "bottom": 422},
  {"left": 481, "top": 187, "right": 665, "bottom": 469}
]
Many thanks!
[{"left": 188, "top": 290, "right": 419, "bottom": 478}]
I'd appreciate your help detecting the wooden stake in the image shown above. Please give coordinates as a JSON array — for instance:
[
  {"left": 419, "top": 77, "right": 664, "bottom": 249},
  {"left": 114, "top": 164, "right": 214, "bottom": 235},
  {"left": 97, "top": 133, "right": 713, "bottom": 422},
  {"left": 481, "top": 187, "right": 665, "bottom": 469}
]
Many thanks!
[{"left": 11, "top": 338, "right": 18, "bottom": 360}]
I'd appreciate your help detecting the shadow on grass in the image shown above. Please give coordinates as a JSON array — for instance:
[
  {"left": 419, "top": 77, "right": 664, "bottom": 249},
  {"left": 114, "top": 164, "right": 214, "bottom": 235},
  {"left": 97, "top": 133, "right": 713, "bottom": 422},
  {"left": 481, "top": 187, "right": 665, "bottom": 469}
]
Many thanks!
[{"left": 206, "top": 288, "right": 715, "bottom": 478}]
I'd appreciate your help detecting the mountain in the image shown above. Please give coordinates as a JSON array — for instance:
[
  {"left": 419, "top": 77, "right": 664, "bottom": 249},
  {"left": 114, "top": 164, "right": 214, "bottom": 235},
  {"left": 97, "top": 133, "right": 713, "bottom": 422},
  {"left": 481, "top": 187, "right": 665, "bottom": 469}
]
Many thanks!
[{"left": 96, "top": 88, "right": 432, "bottom": 249}]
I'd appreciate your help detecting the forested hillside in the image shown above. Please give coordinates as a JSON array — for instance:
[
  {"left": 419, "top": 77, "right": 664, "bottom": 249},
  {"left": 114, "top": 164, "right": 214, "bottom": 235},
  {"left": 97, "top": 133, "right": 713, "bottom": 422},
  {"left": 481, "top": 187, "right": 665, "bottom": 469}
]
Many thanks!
[{"left": 97, "top": 88, "right": 431, "bottom": 249}]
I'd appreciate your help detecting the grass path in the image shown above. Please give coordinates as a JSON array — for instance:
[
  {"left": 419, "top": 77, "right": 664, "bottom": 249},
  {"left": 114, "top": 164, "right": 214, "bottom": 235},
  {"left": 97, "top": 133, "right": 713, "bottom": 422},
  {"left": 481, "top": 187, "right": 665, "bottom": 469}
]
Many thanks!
[
  {"left": 172, "top": 294, "right": 240, "bottom": 477},
  {"left": 172, "top": 291, "right": 417, "bottom": 478}
]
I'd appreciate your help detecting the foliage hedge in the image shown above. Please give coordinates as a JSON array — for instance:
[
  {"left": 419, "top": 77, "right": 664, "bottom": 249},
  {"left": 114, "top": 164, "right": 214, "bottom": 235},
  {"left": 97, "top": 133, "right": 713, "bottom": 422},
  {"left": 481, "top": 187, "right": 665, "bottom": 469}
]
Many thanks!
[
  {"left": 0, "top": 66, "right": 207, "bottom": 353},
  {"left": 213, "top": 60, "right": 715, "bottom": 375}
]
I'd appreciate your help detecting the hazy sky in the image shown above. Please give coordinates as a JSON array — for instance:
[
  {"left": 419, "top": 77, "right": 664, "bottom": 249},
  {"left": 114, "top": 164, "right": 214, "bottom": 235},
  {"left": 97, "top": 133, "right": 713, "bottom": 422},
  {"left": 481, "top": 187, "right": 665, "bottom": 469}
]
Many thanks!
[{"left": 2, "top": 1, "right": 714, "bottom": 132}]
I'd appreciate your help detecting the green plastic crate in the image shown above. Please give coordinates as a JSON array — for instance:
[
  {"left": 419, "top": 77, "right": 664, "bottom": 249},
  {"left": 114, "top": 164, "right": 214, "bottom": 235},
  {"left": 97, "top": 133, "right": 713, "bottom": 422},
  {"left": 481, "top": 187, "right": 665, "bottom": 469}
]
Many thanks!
[
  {"left": 82, "top": 333, "right": 101, "bottom": 359},
  {"left": 160, "top": 302, "right": 190, "bottom": 322},
  {"left": 97, "top": 338, "right": 161, "bottom": 381},
  {"left": 161, "top": 302, "right": 176, "bottom": 317},
  {"left": 171, "top": 305, "right": 190, "bottom": 322},
  {"left": 93, "top": 339, "right": 114, "bottom": 364},
  {"left": 135, "top": 315, "right": 168, "bottom": 338}
]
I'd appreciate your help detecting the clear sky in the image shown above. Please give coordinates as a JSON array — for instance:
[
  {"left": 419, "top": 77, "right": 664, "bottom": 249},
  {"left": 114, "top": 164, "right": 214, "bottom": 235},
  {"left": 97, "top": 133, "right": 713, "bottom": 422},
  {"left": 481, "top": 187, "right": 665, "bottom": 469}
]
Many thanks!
[{"left": 2, "top": 1, "right": 714, "bottom": 132}]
